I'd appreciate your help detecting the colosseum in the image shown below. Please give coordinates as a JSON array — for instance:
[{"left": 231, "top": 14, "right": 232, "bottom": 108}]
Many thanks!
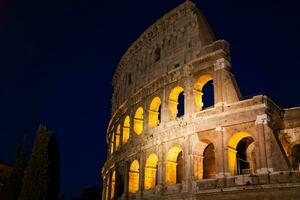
[{"left": 101, "top": 1, "right": 300, "bottom": 199}]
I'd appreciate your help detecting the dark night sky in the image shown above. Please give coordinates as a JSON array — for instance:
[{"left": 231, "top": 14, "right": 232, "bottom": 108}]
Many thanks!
[{"left": 0, "top": 0, "right": 300, "bottom": 199}]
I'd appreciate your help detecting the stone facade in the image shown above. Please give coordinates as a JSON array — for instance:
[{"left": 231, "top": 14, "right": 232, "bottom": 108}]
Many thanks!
[{"left": 101, "top": 1, "right": 300, "bottom": 199}]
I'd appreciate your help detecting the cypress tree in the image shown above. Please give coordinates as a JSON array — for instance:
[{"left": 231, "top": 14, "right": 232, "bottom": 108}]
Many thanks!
[
  {"left": 18, "top": 125, "right": 60, "bottom": 200},
  {"left": 0, "top": 136, "right": 27, "bottom": 200}
]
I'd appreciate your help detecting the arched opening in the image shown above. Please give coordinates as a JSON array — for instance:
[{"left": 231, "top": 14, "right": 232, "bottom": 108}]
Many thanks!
[
  {"left": 194, "top": 74, "right": 214, "bottom": 111},
  {"left": 168, "top": 86, "right": 184, "bottom": 119},
  {"left": 144, "top": 154, "right": 158, "bottom": 190},
  {"left": 203, "top": 143, "right": 216, "bottom": 179},
  {"left": 177, "top": 92, "right": 184, "bottom": 117},
  {"left": 149, "top": 97, "right": 161, "bottom": 128},
  {"left": 228, "top": 132, "right": 256, "bottom": 175},
  {"left": 129, "top": 160, "right": 140, "bottom": 193},
  {"left": 154, "top": 48, "right": 161, "bottom": 62},
  {"left": 116, "top": 170, "right": 124, "bottom": 198},
  {"left": 291, "top": 144, "right": 300, "bottom": 170},
  {"left": 134, "top": 107, "right": 144, "bottom": 135},
  {"left": 110, "top": 170, "right": 116, "bottom": 200},
  {"left": 193, "top": 140, "right": 216, "bottom": 180},
  {"left": 123, "top": 116, "right": 130, "bottom": 143},
  {"left": 177, "top": 152, "right": 184, "bottom": 183},
  {"left": 115, "top": 125, "right": 121, "bottom": 150},
  {"left": 166, "top": 146, "right": 184, "bottom": 185}
]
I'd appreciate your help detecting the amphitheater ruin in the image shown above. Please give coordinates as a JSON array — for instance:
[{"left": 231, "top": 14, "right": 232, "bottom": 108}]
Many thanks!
[{"left": 101, "top": 1, "right": 300, "bottom": 199}]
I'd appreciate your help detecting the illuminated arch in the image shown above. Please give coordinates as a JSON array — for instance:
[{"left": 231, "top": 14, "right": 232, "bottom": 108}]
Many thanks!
[
  {"left": 166, "top": 146, "right": 184, "bottom": 184},
  {"left": 168, "top": 86, "right": 184, "bottom": 118},
  {"left": 115, "top": 125, "right": 121, "bottom": 150},
  {"left": 129, "top": 160, "right": 140, "bottom": 193},
  {"left": 194, "top": 74, "right": 213, "bottom": 110},
  {"left": 134, "top": 107, "right": 144, "bottom": 135},
  {"left": 227, "top": 131, "right": 255, "bottom": 175},
  {"left": 149, "top": 97, "right": 161, "bottom": 128},
  {"left": 123, "top": 116, "right": 130, "bottom": 143},
  {"left": 144, "top": 154, "right": 158, "bottom": 190},
  {"left": 193, "top": 140, "right": 216, "bottom": 180}
]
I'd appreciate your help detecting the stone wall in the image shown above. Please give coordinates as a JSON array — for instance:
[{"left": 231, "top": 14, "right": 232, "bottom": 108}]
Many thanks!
[{"left": 101, "top": 1, "right": 300, "bottom": 200}]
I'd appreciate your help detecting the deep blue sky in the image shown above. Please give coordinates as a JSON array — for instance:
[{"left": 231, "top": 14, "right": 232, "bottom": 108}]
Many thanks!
[{"left": 0, "top": 0, "right": 300, "bottom": 199}]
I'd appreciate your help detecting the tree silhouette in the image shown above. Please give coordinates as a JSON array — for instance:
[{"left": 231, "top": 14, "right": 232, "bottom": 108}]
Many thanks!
[{"left": 18, "top": 125, "right": 60, "bottom": 200}]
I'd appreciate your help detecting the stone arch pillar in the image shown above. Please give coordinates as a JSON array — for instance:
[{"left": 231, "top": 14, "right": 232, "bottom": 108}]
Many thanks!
[{"left": 213, "top": 58, "right": 240, "bottom": 106}]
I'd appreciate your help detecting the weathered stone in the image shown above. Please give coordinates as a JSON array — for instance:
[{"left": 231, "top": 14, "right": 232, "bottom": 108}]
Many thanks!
[{"left": 101, "top": 1, "right": 300, "bottom": 200}]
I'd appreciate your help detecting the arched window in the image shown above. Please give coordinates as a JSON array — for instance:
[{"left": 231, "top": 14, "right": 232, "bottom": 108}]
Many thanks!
[
  {"left": 203, "top": 143, "right": 216, "bottom": 179},
  {"left": 144, "top": 154, "right": 158, "bottom": 190},
  {"left": 228, "top": 132, "right": 256, "bottom": 175},
  {"left": 166, "top": 146, "right": 184, "bottom": 185},
  {"left": 129, "top": 160, "right": 140, "bottom": 193},
  {"left": 134, "top": 107, "right": 144, "bottom": 135},
  {"left": 154, "top": 48, "right": 161, "bottom": 62},
  {"left": 115, "top": 125, "right": 121, "bottom": 150},
  {"left": 194, "top": 74, "right": 214, "bottom": 110},
  {"left": 123, "top": 116, "right": 130, "bottom": 143},
  {"left": 149, "top": 97, "right": 161, "bottom": 128},
  {"left": 194, "top": 140, "right": 216, "bottom": 180},
  {"left": 291, "top": 144, "right": 300, "bottom": 170},
  {"left": 168, "top": 86, "right": 184, "bottom": 119}
]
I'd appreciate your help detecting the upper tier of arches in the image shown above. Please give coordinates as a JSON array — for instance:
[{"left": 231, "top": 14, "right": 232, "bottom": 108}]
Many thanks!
[
  {"left": 108, "top": 73, "right": 215, "bottom": 155},
  {"left": 111, "top": 0, "right": 216, "bottom": 113}
]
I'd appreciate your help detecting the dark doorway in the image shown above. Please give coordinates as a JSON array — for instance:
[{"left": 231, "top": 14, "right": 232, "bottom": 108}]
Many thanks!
[{"left": 203, "top": 143, "right": 216, "bottom": 179}]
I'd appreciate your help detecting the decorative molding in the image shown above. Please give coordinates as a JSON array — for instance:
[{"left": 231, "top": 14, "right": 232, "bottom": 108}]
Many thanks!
[
  {"left": 214, "top": 58, "right": 231, "bottom": 71},
  {"left": 255, "top": 114, "right": 270, "bottom": 125}
]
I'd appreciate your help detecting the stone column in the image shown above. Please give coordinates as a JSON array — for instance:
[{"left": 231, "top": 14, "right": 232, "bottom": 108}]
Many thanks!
[
  {"left": 184, "top": 137, "right": 193, "bottom": 191},
  {"left": 184, "top": 82, "right": 194, "bottom": 116},
  {"left": 213, "top": 58, "right": 227, "bottom": 106},
  {"left": 129, "top": 109, "right": 135, "bottom": 140},
  {"left": 120, "top": 123, "right": 123, "bottom": 147},
  {"left": 157, "top": 142, "right": 164, "bottom": 185},
  {"left": 161, "top": 87, "right": 169, "bottom": 123},
  {"left": 218, "top": 127, "right": 231, "bottom": 177},
  {"left": 106, "top": 171, "right": 111, "bottom": 200},
  {"left": 255, "top": 114, "right": 273, "bottom": 174},
  {"left": 139, "top": 154, "right": 145, "bottom": 194},
  {"left": 102, "top": 176, "right": 107, "bottom": 200},
  {"left": 122, "top": 162, "right": 129, "bottom": 199},
  {"left": 143, "top": 100, "right": 149, "bottom": 134},
  {"left": 193, "top": 155, "right": 204, "bottom": 180}
]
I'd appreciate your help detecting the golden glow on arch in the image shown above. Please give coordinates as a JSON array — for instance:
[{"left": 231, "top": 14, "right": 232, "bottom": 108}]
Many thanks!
[
  {"left": 129, "top": 160, "right": 140, "bottom": 193},
  {"left": 134, "top": 107, "right": 144, "bottom": 135},
  {"left": 144, "top": 154, "right": 158, "bottom": 190},
  {"left": 115, "top": 125, "right": 121, "bottom": 150},
  {"left": 193, "top": 140, "right": 212, "bottom": 180},
  {"left": 227, "top": 131, "right": 253, "bottom": 175},
  {"left": 123, "top": 116, "right": 130, "bottom": 143},
  {"left": 168, "top": 86, "right": 184, "bottom": 118},
  {"left": 166, "top": 146, "right": 183, "bottom": 185},
  {"left": 149, "top": 97, "right": 161, "bottom": 128},
  {"left": 194, "top": 74, "right": 213, "bottom": 110}
]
